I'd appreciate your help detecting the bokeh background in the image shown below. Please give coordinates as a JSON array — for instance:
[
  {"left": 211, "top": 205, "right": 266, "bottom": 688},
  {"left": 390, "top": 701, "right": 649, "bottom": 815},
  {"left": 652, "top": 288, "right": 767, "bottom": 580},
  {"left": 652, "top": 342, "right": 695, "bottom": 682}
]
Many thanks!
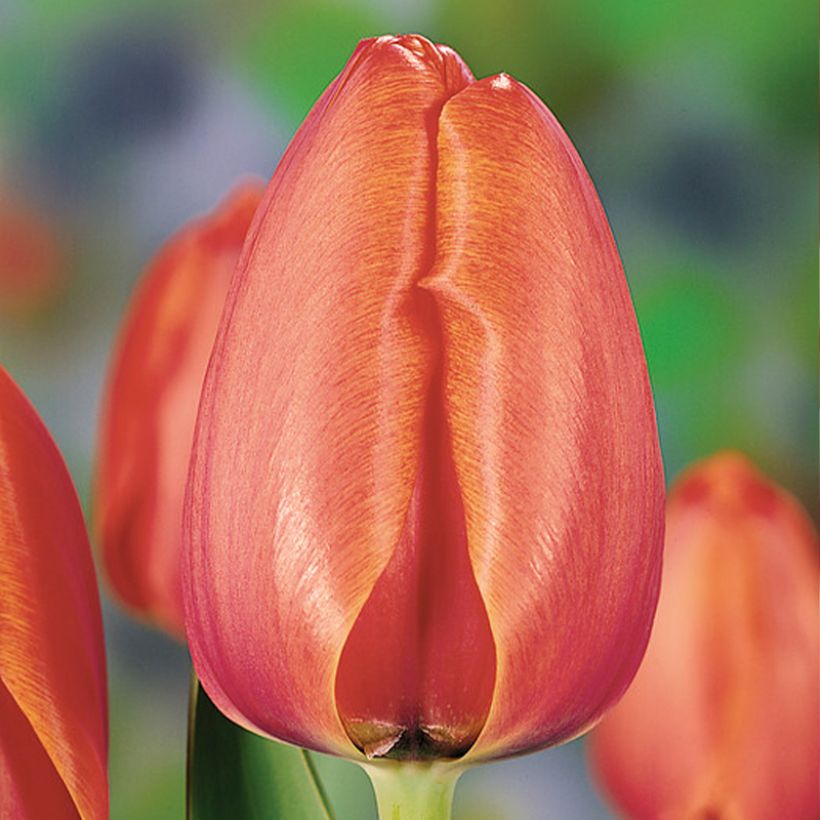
[{"left": 0, "top": 0, "right": 815, "bottom": 817}]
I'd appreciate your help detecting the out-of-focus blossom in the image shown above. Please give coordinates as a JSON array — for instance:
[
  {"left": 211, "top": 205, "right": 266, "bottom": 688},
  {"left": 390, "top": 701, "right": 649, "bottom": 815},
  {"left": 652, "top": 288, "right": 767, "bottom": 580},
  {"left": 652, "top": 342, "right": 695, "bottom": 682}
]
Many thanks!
[
  {"left": 0, "top": 365, "right": 108, "bottom": 818},
  {"left": 0, "top": 196, "right": 64, "bottom": 314},
  {"left": 590, "top": 452, "right": 819, "bottom": 819},
  {"left": 184, "top": 34, "right": 663, "bottom": 767},
  {"left": 95, "top": 182, "right": 263, "bottom": 637}
]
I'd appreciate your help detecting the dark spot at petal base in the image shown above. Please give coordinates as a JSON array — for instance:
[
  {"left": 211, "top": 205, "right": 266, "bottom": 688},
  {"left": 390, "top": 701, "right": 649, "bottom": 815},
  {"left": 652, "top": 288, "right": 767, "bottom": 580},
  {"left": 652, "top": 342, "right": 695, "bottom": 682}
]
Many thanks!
[{"left": 345, "top": 719, "right": 477, "bottom": 761}]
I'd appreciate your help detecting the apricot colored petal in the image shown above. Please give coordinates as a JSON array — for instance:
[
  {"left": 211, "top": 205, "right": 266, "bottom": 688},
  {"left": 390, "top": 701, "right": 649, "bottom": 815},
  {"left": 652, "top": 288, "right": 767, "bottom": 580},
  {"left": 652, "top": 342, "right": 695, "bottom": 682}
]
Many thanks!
[
  {"left": 0, "top": 366, "right": 108, "bottom": 818},
  {"left": 184, "top": 36, "right": 474, "bottom": 756},
  {"left": 590, "top": 453, "right": 819, "bottom": 819},
  {"left": 424, "top": 75, "right": 665, "bottom": 760},
  {"left": 95, "top": 183, "right": 263, "bottom": 637}
]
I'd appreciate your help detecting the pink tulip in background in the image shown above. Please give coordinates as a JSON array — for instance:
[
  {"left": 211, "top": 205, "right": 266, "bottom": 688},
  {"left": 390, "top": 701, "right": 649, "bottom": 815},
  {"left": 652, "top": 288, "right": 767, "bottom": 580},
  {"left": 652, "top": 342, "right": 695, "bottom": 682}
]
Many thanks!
[
  {"left": 95, "top": 182, "right": 263, "bottom": 637},
  {"left": 590, "top": 452, "right": 819, "bottom": 820}
]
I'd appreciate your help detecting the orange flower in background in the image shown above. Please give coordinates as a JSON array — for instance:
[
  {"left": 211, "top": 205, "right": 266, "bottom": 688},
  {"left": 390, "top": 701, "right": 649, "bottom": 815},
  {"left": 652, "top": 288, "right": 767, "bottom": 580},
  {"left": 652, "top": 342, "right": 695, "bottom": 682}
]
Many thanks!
[
  {"left": 183, "top": 34, "right": 664, "bottom": 765},
  {"left": 95, "top": 182, "right": 264, "bottom": 637},
  {"left": 0, "top": 195, "right": 64, "bottom": 315},
  {"left": 0, "top": 365, "right": 108, "bottom": 818},
  {"left": 590, "top": 452, "right": 819, "bottom": 819}
]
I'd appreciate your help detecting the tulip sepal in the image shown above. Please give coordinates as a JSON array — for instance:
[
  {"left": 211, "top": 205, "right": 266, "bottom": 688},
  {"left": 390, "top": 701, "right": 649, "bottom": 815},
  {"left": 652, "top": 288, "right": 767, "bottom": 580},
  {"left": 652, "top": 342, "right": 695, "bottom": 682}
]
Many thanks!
[{"left": 363, "top": 760, "right": 463, "bottom": 820}]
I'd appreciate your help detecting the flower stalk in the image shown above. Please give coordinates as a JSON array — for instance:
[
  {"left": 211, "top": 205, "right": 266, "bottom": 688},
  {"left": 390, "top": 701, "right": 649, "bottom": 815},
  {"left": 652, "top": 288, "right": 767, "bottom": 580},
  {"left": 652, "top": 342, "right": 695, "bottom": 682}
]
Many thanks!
[{"left": 363, "top": 762, "right": 462, "bottom": 820}]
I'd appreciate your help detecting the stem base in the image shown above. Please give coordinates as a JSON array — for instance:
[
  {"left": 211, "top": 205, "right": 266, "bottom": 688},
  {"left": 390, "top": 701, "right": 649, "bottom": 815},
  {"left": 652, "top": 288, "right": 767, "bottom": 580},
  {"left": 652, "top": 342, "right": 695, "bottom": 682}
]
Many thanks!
[{"left": 362, "top": 761, "right": 462, "bottom": 820}]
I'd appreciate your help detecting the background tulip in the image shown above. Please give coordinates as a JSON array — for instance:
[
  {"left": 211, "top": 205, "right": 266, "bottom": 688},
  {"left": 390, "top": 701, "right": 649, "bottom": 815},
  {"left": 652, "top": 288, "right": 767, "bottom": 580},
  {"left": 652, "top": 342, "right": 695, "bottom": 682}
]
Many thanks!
[
  {"left": 184, "top": 30, "right": 664, "bottom": 789},
  {"left": 0, "top": 365, "right": 108, "bottom": 819},
  {"left": 0, "top": 194, "right": 65, "bottom": 316},
  {"left": 95, "top": 182, "right": 263, "bottom": 637},
  {"left": 589, "top": 452, "right": 819, "bottom": 819}
]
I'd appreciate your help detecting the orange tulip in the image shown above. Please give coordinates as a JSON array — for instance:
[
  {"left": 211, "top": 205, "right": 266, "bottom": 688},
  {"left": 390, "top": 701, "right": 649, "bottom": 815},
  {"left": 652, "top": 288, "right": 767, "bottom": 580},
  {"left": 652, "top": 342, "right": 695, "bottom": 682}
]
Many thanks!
[
  {"left": 183, "top": 33, "right": 664, "bottom": 773},
  {"left": 95, "top": 182, "right": 264, "bottom": 637},
  {"left": 0, "top": 195, "right": 64, "bottom": 315},
  {"left": 0, "top": 365, "right": 108, "bottom": 818},
  {"left": 590, "top": 452, "right": 819, "bottom": 819}
]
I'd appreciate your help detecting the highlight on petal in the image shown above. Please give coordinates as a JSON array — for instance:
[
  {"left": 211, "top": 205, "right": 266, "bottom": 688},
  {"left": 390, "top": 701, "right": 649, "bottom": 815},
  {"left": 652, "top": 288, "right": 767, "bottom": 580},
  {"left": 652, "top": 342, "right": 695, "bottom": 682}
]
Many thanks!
[
  {"left": 0, "top": 365, "right": 108, "bottom": 819},
  {"left": 185, "top": 34, "right": 476, "bottom": 757},
  {"left": 427, "top": 74, "right": 664, "bottom": 761},
  {"left": 589, "top": 452, "right": 819, "bottom": 819},
  {"left": 95, "top": 181, "right": 263, "bottom": 638}
]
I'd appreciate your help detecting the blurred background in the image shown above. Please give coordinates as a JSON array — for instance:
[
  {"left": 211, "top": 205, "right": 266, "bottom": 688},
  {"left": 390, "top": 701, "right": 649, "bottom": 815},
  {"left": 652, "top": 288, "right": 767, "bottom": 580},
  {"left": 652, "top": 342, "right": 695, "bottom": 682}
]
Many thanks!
[{"left": 0, "top": 0, "right": 815, "bottom": 817}]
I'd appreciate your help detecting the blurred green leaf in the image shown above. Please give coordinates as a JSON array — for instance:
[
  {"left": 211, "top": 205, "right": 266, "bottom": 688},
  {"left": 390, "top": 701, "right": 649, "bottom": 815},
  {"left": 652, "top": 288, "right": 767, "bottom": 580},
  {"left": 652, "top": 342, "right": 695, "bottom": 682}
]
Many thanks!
[
  {"left": 437, "top": 0, "right": 814, "bottom": 135},
  {"left": 18, "top": 0, "right": 187, "bottom": 22},
  {"left": 595, "top": 0, "right": 817, "bottom": 138},
  {"left": 309, "top": 752, "right": 377, "bottom": 820},
  {"left": 635, "top": 270, "right": 742, "bottom": 387},
  {"left": 434, "top": 0, "right": 609, "bottom": 117},
  {"left": 238, "top": 0, "right": 385, "bottom": 126},
  {"left": 789, "top": 255, "right": 819, "bottom": 369},
  {"left": 188, "top": 679, "right": 336, "bottom": 820}
]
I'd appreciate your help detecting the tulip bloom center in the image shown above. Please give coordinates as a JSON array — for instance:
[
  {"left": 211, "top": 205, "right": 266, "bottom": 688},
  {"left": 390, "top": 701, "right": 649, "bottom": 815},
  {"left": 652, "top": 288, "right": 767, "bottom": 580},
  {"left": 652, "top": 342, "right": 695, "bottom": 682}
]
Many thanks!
[{"left": 335, "top": 288, "right": 497, "bottom": 761}]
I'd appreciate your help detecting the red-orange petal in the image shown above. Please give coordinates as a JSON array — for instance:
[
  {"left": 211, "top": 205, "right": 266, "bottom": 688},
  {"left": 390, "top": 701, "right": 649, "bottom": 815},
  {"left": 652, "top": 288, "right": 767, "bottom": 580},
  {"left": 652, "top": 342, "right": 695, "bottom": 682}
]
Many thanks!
[
  {"left": 426, "top": 75, "right": 664, "bottom": 760},
  {"left": 0, "top": 365, "right": 108, "bottom": 819},
  {"left": 334, "top": 335, "right": 497, "bottom": 759},
  {"left": 184, "top": 35, "right": 475, "bottom": 755},
  {"left": 590, "top": 453, "right": 819, "bottom": 819},
  {"left": 95, "top": 182, "right": 263, "bottom": 637}
]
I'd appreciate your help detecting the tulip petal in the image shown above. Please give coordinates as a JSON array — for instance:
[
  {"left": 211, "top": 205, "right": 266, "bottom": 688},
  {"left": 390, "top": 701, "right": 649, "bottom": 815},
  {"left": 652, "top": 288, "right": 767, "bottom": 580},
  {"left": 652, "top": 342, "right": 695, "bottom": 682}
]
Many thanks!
[
  {"left": 590, "top": 453, "right": 819, "bottom": 819},
  {"left": 0, "top": 366, "right": 108, "bottom": 818},
  {"left": 96, "top": 183, "right": 263, "bottom": 637},
  {"left": 184, "top": 35, "right": 474, "bottom": 755},
  {"left": 425, "top": 75, "right": 665, "bottom": 760},
  {"left": 0, "top": 680, "right": 76, "bottom": 817},
  {"left": 334, "top": 355, "right": 496, "bottom": 759}
]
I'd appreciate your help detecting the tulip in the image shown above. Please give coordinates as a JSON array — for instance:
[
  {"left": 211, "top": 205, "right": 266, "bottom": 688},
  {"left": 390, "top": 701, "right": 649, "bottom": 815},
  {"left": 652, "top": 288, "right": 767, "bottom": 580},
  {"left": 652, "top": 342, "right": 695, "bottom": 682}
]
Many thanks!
[
  {"left": 0, "top": 195, "right": 64, "bottom": 315},
  {"left": 0, "top": 365, "right": 108, "bottom": 818},
  {"left": 590, "top": 452, "right": 819, "bottom": 819},
  {"left": 183, "top": 34, "right": 663, "bottom": 815},
  {"left": 95, "top": 182, "right": 264, "bottom": 637}
]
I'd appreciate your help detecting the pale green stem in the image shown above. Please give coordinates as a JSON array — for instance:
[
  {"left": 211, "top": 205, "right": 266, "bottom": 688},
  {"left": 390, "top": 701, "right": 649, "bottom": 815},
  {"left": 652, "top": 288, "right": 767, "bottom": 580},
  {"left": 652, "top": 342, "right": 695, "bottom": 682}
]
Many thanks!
[{"left": 362, "top": 762, "right": 463, "bottom": 820}]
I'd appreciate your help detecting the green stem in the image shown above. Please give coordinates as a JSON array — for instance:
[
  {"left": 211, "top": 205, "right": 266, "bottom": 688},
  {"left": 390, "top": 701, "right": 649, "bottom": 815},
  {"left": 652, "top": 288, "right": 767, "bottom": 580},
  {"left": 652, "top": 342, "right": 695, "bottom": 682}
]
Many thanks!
[{"left": 362, "top": 762, "right": 462, "bottom": 820}]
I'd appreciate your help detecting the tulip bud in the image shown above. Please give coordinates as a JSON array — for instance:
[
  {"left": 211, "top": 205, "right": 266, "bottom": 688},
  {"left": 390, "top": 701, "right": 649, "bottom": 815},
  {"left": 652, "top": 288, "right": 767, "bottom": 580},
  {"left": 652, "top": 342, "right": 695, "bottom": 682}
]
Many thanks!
[
  {"left": 590, "top": 452, "right": 819, "bottom": 819},
  {"left": 95, "top": 183, "right": 264, "bottom": 637},
  {"left": 184, "top": 34, "right": 663, "bottom": 769},
  {"left": 0, "top": 365, "right": 108, "bottom": 818}
]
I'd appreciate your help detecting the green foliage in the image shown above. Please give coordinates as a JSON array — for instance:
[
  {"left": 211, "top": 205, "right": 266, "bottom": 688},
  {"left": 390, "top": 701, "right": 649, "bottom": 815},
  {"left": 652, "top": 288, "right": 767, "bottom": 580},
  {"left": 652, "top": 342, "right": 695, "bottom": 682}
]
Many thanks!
[
  {"left": 635, "top": 269, "right": 742, "bottom": 387},
  {"left": 188, "top": 679, "right": 375, "bottom": 819},
  {"left": 239, "top": 0, "right": 386, "bottom": 126}
]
